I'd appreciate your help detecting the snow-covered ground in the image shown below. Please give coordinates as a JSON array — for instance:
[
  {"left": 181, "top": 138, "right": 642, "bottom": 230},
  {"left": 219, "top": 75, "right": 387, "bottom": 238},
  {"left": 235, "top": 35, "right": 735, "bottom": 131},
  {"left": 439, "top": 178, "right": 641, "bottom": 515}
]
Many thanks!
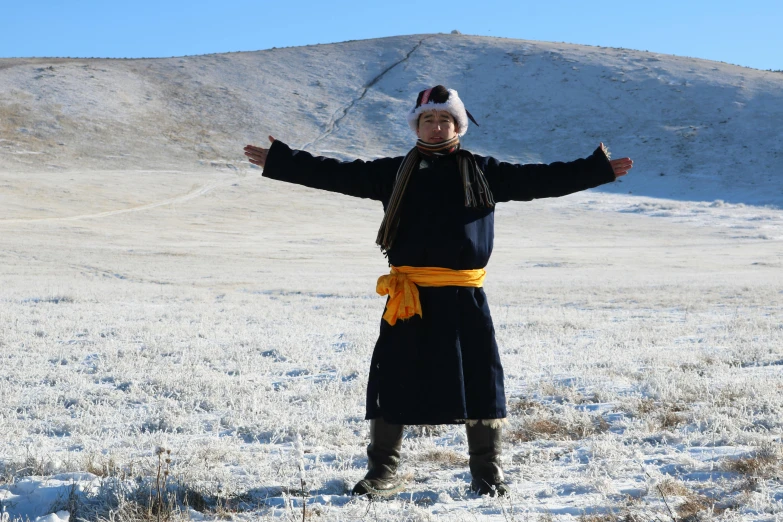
[
  {"left": 1, "top": 33, "right": 782, "bottom": 521},
  {"left": 1, "top": 171, "right": 781, "bottom": 521}
]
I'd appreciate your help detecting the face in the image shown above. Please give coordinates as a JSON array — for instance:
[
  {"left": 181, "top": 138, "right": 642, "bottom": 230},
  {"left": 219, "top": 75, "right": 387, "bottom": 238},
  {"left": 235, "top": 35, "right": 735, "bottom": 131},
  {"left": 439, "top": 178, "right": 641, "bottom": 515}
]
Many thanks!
[{"left": 416, "top": 110, "right": 459, "bottom": 143}]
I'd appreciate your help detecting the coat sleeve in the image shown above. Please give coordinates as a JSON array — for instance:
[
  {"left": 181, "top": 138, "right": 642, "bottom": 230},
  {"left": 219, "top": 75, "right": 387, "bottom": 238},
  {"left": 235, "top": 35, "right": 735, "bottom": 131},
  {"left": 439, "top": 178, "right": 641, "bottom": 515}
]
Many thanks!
[
  {"left": 479, "top": 146, "right": 617, "bottom": 203},
  {"left": 261, "top": 140, "right": 399, "bottom": 202}
]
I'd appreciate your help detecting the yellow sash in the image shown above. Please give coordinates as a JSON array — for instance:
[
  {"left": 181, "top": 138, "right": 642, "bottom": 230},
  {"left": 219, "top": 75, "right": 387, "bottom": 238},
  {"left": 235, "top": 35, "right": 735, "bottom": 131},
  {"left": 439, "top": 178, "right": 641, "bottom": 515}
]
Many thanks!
[{"left": 376, "top": 265, "right": 486, "bottom": 326}]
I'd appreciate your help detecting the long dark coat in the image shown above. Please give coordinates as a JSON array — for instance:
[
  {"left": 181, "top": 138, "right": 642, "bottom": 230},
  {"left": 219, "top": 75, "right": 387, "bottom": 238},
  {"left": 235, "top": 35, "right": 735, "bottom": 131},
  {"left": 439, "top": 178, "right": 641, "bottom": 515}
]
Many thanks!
[{"left": 263, "top": 140, "right": 616, "bottom": 425}]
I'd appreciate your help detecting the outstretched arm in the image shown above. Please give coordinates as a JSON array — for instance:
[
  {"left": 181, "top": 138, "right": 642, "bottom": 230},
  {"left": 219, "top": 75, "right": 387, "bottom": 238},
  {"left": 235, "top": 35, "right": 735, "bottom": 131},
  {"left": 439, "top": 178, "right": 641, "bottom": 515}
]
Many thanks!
[
  {"left": 482, "top": 143, "right": 633, "bottom": 203},
  {"left": 243, "top": 137, "right": 399, "bottom": 202}
]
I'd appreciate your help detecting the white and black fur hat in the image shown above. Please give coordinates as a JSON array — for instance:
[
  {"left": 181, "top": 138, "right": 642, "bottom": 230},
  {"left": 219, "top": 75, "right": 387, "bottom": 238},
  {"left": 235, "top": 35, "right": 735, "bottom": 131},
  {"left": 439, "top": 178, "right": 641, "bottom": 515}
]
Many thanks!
[{"left": 407, "top": 85, "right": 477, "bottom": 137}]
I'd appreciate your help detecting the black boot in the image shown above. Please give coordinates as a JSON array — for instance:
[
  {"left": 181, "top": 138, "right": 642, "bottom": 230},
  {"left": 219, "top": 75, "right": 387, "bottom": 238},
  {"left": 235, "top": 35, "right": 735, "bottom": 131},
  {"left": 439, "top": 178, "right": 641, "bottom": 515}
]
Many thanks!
[
  {"left": 466, "top": 422, "right": 509, "bottom": 497},
  {"left": 351, "top": 418, "right": 405, "bottom": 498}
]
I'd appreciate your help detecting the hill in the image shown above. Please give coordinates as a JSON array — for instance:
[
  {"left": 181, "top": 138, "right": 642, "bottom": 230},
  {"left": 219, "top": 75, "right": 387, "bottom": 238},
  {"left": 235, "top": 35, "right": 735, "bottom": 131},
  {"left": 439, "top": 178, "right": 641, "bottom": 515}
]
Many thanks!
[{"left": 0, "top": 33, "right": 781, "bottom": 205}]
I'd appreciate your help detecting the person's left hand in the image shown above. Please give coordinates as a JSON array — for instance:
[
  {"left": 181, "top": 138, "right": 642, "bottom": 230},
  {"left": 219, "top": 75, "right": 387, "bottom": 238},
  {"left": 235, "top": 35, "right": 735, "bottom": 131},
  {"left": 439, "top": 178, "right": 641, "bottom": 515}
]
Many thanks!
[
  {"left": 610, "top": 157, "right": 633, "bottom": 178},
  {"left": 600, "top": 142, "right": 633, "bottom": 178}
]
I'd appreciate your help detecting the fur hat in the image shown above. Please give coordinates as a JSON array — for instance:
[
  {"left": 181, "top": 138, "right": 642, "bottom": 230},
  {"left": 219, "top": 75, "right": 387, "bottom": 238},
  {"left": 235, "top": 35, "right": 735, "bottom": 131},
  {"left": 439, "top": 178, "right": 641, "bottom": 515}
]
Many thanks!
[{"left": 407, "top": 85, "right": 473, "bottom": 137}]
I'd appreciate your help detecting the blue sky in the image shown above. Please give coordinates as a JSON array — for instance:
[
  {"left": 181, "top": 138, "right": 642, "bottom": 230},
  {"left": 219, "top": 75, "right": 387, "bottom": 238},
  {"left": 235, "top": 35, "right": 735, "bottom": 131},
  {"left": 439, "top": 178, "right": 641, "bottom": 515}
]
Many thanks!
[{"left": 2, "top": 1, "right": 780, "bottom": 70}]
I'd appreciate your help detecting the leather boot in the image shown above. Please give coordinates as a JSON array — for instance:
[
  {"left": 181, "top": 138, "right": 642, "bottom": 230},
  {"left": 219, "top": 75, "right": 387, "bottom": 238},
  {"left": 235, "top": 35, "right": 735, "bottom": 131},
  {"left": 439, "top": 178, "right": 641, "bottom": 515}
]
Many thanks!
[
  {"left": 466, "top": 422, "right": 509, "bottom": 496},
  {"left": 351, "top": 418, "right": 405, "bottom": 497}
]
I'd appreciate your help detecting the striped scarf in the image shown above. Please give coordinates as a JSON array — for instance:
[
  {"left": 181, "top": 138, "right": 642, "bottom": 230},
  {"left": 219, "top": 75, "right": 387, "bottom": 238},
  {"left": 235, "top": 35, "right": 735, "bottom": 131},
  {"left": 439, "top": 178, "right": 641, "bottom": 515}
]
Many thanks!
[{"left": 376, "top": 136, "right": 496, "bottom": 253}]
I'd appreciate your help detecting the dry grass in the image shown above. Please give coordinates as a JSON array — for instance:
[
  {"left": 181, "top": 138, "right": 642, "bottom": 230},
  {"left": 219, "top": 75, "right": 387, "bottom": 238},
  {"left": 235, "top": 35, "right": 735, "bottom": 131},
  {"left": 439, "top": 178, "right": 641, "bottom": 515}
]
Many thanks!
[
  {"left": 420, "top": 449, "right": 468, "bottom": 467},
  {"left": 726, "top": 455, "right": 775, "bottom": 475},
  {"left": 578, "top": 511, "right": 638, "bottom": 522},
  {"left": 508, "top": 398, "right": 541, "bottom": 414},
  {"left": 84, "top": 453, "right": 120, "bottom": 479},
  {"left": 623, "top": 399, "right": 689, "bottom": 431},
  {"left": 656, "top": 478, "right": 691, "bottom": 497},
  {"left": 509, "top": 414, "right": 609, "bottom": 442},
  {"left": 651, "top": 479, "right": 729, "bottom": 522},
  {"left": 509, "top": 395, "right": 611, "bottom": 443},
  {"left": 633, "top": 398, "right": 657, "bottom": 415},
  {"left": 92, "top": 498, "right": 191, "bottom": 522},
  {"left": 723, "top": 444, "right": 782, "bottom": 479},
  {"left": 676, "top": 499, "right": 708, "bottom": 521},
  {"left": 677, "top": 494, "right": 717, "bottom": 521},
  {"left": 658, "top": 408, "right": 687, "bottom": 430}
]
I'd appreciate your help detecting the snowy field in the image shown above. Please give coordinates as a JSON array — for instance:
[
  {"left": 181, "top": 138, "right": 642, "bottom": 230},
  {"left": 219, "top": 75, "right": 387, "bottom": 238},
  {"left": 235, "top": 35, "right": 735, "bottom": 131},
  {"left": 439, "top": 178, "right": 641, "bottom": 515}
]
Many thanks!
[
  {"left": 1, "top": 32, "right": 782, "bottom": 522},
  {"left": 1, "top": 168, "right": 781, "bottom": 521}
]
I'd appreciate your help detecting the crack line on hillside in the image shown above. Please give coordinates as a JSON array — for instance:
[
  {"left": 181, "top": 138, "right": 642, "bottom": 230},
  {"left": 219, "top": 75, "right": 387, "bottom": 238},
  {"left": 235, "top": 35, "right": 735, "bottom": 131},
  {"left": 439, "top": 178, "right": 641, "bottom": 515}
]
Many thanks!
[{"left": 301, "top": 36, "right": 432, "bottom": 151}]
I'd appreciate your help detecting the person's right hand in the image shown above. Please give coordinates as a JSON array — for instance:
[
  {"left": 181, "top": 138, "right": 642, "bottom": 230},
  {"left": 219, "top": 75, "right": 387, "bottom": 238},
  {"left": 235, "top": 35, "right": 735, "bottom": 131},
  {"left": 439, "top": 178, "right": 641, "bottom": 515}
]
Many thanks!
[{"left": 244, "top": 135, "right": 276, "bottom": 168}]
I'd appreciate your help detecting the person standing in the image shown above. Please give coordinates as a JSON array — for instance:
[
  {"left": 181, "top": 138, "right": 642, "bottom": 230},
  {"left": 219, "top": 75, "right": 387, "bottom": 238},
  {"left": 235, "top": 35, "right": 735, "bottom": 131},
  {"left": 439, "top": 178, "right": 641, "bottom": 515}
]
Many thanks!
[{"left": 244, "top": 85, "right": 633, "bottom": 497}]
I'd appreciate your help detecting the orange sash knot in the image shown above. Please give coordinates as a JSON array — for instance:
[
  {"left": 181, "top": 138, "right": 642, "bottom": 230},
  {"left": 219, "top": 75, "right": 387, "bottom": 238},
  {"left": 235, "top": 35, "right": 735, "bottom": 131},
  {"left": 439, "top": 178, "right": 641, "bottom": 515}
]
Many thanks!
[{"left": 376, "top": 265, "right": 486, "bottom": 326}]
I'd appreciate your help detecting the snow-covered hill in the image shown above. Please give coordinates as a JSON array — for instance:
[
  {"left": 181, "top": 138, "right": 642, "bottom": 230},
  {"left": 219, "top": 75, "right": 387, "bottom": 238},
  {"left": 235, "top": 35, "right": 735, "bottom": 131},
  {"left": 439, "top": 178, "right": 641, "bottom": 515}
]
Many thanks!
[{"left": 1, "top": 33, "right": 781, "bottom": 205}]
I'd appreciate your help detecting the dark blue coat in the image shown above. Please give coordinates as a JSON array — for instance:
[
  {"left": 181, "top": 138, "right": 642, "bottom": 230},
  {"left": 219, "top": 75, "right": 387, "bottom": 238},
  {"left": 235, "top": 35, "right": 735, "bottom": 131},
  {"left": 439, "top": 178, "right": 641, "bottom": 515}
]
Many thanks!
[{"left": 263, "top": 141, "right": 616, "bottom": 425}]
